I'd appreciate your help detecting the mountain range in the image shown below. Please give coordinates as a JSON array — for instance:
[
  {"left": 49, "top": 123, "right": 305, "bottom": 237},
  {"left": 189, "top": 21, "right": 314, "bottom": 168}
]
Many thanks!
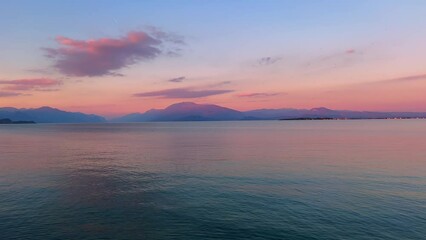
[
  {"left": 0, "top": 106, "right": 106, "bottom": 123},
  {"left": 113, "top": 102, "right": 426, "bottom": 122},
  {"left": 1, "top": 102, "right": 426, "bottom": 123},
  {"left": 113, "top": 102, "right": 244, "bottom": 122}
]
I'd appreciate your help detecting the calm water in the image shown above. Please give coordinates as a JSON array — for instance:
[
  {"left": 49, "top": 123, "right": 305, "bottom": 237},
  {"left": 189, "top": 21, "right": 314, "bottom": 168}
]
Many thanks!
[{"left": 0, "top": 120, "right": 425, "bottom": 240}]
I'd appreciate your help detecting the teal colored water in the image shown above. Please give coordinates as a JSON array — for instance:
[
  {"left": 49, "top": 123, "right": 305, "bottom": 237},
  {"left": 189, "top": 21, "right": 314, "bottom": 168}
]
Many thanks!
[{"left": 0, "top": 120, "right": 425, "bottom": 239}]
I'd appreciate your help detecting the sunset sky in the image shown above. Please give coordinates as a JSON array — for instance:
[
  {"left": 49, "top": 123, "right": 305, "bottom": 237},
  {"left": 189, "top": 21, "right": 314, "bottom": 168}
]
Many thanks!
[{"left": 1, "top": 0, "right": 426, "bottom": 116}]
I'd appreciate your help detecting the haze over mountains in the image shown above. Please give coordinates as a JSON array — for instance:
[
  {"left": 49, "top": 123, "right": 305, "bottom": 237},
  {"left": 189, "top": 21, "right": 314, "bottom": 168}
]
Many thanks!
[
  {"left": 0, "top": 107, "right": 106, "bottom": 123},
  {"left": 113, "top": 102, "right": 426, "bottom": 122},
  {"left": 113, "top": 102, "right": 244, "bottom": 122},
  {"left": 1, "top": 102, "right": 426, "bottom": 123}
]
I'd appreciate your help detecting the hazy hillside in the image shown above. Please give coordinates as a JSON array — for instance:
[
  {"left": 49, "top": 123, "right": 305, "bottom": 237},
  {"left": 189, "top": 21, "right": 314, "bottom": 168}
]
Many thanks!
[
  {"left": 113, "top": 102, "right": 244, "bottom": 122},
  {"left": 113, "top": 103, "right": 426, "bottom": 122},
  {"left": 0, "top": 107, "right": 106, "bottom": 123}
]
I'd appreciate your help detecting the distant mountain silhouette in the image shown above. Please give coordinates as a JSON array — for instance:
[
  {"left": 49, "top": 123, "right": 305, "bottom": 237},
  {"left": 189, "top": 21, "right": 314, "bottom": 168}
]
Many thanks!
[
  {"left": 0, "top": 106, "right": 106, "bottom": 123},
  {"left": 114, "top": 102, "right": 426, "bottom": 122},
  {"left": 2, "top": 103, "right": 426, "bottom": 123},
  {"left": 114, "top": 102, "right": 244, "bottom": 122}
]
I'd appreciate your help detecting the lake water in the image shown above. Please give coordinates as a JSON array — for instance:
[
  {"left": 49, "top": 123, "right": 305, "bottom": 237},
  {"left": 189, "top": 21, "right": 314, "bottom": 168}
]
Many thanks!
[{"left": 0, "top": 120, "right": 425, "bottom": 239}]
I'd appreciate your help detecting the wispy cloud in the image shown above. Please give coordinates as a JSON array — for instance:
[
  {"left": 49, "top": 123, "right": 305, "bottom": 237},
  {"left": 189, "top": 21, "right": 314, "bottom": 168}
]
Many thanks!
[
  {"left": 0, "top": 78, "right": 61, "bottom": 91},
  {"left": 331, "top": 73, "right": 426, "bottom": 94},
  {"left": 44, "top": 30, "right": 184, "bottom": 77},
  {"left": 237, "top": 92, "right": 281, "bottom": 98},
  {"left": 257, "top": 57, "right": 282, "bottom": 66},
  {"left": 373, "top": 74, "right": 426, "bottom": 84},
  {"left": 35, "top": 88, "right": 61, "bottom": 92},
  {"left": 317, "top": 49, "right": 358, "bottom": 62},
  {"left": 26, "top": 68, "right": 54, "bottom": 75},
  {"left": 207, "top": 81, "right": 232, "bottom": 87},
  {"left": 303, "top": 48, "right": 361, "bottom": 72},
  {"left": 168, "top": 76, "right": 185, "bottom": 83},
  {"left": 146, "top": 26, "right": 185, "bottom": 45},
  {"left": 134, "top": 87, "right": 233, "bottom": 98},
  {"left": 0, "top": 91, "right": 22, "bottom": 97}
]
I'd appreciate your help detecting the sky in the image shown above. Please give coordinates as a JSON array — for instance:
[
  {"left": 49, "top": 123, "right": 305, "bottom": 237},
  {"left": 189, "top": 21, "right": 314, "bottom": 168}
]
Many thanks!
[{"left": 1, "top": 0, "right": 426, "bottom": 116}]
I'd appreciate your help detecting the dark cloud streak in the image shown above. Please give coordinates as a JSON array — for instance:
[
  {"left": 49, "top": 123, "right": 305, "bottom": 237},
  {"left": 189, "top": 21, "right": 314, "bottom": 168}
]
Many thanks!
[
  {"left": 237, "top": 92, "right": 281, "bottom": 98},
  {"left": 0, "top": 91, "right": 22, "bottom": 97},
  {"left": 134, "top": 88, "right": 233, "bottom": 99},
  {"left": 168, "top": 76, "right": 185, "bottom": 83},
  {"left": 258, "top": 57, "right": 282, "bottom": 66}
]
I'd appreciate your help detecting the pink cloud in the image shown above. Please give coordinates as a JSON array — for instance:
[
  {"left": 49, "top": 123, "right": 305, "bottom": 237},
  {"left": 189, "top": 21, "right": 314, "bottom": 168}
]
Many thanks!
[
  {"left": 346, "top": 49, "right": 356, "bottom": 54},
  {"left": 134, "top": 88, "right": 233, "bottom": 99},
  {"left": 44, "top": 31, "right": 183, "bottom": 77},
  {"left": 0, "top": 78, "right": 61, "bottom": 91}
]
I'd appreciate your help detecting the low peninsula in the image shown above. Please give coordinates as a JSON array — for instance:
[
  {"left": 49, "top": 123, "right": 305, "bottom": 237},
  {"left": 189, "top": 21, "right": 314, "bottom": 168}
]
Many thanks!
[{"left": 0, "top": 118, "right": 36, "bottom": 124}]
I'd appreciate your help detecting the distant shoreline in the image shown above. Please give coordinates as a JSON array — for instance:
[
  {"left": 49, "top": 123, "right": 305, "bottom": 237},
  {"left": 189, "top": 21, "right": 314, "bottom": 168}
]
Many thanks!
[
  {"left": 0, "top": 118, "right": 36, "bottom": 124},
  {"left": 280, "top": 117, "right": 426, "bottom": 121},
  {"left": 1, "top": 118, "right": 425, "bottom": 125}
]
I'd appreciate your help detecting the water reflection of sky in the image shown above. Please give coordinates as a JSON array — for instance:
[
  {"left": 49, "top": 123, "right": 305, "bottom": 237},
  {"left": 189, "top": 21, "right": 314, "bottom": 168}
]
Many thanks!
[{"left": 1, "top": 121, "right": 425, "bottom": 239}]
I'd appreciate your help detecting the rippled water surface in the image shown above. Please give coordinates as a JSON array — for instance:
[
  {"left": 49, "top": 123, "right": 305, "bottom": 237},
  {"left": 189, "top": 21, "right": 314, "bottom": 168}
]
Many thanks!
[{"left": 1, "top": 120, "right": 425, "bottom": 239}]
